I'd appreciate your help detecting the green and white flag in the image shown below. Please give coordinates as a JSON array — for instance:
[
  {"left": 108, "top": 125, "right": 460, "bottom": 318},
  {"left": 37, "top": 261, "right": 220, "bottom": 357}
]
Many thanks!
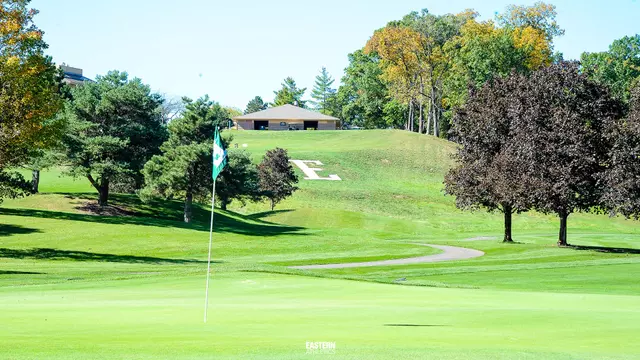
[
  {"left": 212, "top": 127, "right": 227, "bottom": 180},
  {"left": 205, "top": 127, "right": 226, "bottom": 323}
]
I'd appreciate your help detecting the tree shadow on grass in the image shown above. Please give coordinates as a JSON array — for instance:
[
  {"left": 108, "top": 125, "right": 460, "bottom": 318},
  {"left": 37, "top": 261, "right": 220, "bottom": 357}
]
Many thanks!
[
  {"left": 246, "top": 209, "right": 295, "bottom": 222},
  {"left": 0, "top": 224, "right": 41, "bottom": 237},
  {"left": 567, "top": 244, "right": 640, "bottom": 255},
  {"left": 0, "top": 248, "right": 211, "bottom": 264},
  {"left": 1, "top": 194, "right": 305, "bottom": 237},
  {"left": 0, "top": 270, "right": 44, "bottom": 275}
]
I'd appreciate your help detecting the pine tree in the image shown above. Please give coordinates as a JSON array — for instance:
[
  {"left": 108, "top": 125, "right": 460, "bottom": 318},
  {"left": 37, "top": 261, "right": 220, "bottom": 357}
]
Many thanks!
[
  {"left": 141, "top": 96, "right": 227, "bottom": 223},
  {"left": 273, "top": 77, "right": 306, "bottom": 108},
  {"left": 62, "top": 71, "right": 167, "bottom": 206},
  {"left": 244, "top": 96, "right": 267, "bottom": 114},
  {"left": 309, "top": 67, "right": 336, "bottom": 114}
]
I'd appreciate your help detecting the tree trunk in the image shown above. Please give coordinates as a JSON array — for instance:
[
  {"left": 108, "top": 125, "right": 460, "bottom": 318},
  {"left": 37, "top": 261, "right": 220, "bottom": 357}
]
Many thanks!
[
  {"left": 419, "top": 98, "right": 424, "bottom": 134},
  {"left": 558, "top": 211, "right": 569, "bottom": 246},
  {"left": 31, "top": 169, "right": 40, "bottom": 193},
  {"left": 405, "top": 102, "right": 413, "bottom": 131},
  {"left": 184, "top": 191, "right": 193, "bottom": 223},
  {"left": 270, "top": 198, "right": 275, "bottom": 211},
  {"left": 408, "top": 101, "right": 414, "bottom": 132},
  {"left": 87, "top": 174, "right": 109, "bottom": 207},
  {"left": 431, "top": 88, "right": 439, "bottom": 138},
  {"left": 419, "top": 82, "right": 424, "bottom": 134},
  {"left": 503, "top": 204, "right": 513, "bottom": 243},
  {"left": 429, "top": 104, "right": 434, "bottom": 136},
  {"left": 98, "top": 178, "right": 109, "bottom": 207}
]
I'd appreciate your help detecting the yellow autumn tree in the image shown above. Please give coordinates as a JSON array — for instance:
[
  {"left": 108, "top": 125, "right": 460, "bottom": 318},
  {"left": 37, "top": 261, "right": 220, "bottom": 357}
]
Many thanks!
[
  {"left": 496, "top": 1, "right": 564, "bottom": 41},
  {"left": 365, "top": 10, "right": 477, "bottom": 136},
  {"left": 512, "top": 26, "right": 552, "bottom": 69},
  {"left": 443, "top": 17, "right": 554, "bottom": 110},
  {"left": 0, "top": 0, "right": 62, "bottom": 199},
  {"left": 365, "top": 26, "right": 423, "bottom": 105}
]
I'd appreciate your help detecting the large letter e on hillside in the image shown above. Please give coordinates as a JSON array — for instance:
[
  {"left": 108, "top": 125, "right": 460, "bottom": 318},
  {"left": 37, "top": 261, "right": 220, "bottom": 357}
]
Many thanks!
[{"left": 290, "top": 160, "right": 342, "bottom": 181}]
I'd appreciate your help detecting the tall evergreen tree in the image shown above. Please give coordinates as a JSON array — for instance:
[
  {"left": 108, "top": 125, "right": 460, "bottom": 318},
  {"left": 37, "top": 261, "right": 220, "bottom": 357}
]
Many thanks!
[
  {"left": 62, "top": 71, "right": 168, "bottom": 206},
  {"left": 244, "top": 96, "right": 267, "bottom": 114},
  {"left": 273, "top": 77, "right": 306, "bottom": 108},
  {"left": 141, "top": 96, "right": 227, "bottom": 223},
  {"left": 309, "top": 67, "right": 336, "bottom": 114}
]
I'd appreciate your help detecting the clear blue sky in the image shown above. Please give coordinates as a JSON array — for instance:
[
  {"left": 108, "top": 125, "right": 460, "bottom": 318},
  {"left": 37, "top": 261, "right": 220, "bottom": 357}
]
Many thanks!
[{"left": 32, "top": 0, "right": 639, "bottom": 109}]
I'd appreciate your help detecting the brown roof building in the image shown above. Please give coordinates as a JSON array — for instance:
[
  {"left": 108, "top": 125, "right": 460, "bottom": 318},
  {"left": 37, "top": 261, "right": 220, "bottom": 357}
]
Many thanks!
[{"left": 233, "top": 104, "right": 340, "bottom": 130}]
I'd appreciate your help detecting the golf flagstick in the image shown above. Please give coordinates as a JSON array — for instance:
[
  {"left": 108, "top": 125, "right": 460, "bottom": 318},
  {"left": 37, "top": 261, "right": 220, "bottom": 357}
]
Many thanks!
[
  {"left": 203, "top": 179, "right": 216, "bottom": 323},
  {"left": 204, "top": 127, "right": 227, "bottom": 323}
]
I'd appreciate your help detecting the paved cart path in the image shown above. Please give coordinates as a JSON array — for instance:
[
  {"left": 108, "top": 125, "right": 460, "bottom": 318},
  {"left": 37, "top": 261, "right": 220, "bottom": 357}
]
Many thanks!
[{"left": 289, "top": 244, "right": 485, "bottom": 270}]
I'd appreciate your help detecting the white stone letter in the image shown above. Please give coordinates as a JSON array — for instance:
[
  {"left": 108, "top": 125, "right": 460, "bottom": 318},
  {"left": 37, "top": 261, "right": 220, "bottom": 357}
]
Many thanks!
[{"left": 290, "top": 160, "right": 342, "bottom": 181}]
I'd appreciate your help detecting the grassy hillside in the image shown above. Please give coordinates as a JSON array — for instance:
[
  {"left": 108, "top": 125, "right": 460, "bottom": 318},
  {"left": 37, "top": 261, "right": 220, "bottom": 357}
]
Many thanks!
[{"left": 1, "top": 130, "right": 639, "bottom": 359}]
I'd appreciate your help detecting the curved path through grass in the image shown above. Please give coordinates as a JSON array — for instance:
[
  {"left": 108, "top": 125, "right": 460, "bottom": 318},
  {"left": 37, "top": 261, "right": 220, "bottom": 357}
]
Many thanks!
[{"left": 289, "top": 244, "right": 485, "bottom": 269}]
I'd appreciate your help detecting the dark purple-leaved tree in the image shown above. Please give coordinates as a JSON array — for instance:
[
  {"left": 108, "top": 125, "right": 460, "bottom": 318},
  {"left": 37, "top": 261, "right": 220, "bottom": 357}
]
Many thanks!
[
  {"left": 445, "top": 73, "right": 533, "bottom": 243},
  {"left": 258, "top": 148, "right": 299, "bottom": 211},
  {"left": 600, "top": 85, "right": 640, "bottom": 219},
  {"left": 511, "top": 62, "right": 623, "bottom": 246}
]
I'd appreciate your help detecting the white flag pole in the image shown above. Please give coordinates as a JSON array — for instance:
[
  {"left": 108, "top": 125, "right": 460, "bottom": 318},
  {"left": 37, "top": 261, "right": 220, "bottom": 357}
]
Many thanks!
[{"left": 204, "top": 179, "right": 216, "bottom": 323}]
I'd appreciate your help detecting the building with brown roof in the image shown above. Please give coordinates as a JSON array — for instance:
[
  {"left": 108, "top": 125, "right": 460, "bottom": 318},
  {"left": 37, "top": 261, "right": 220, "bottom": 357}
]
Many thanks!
[{"left": 233, "top": 104, "right": 340, "bottom": 130}]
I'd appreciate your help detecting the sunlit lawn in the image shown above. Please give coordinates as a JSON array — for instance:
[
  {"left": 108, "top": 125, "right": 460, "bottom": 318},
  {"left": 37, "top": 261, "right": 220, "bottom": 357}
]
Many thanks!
[{"left": 2, "top": 130, "right": 639, "bottom": 359}]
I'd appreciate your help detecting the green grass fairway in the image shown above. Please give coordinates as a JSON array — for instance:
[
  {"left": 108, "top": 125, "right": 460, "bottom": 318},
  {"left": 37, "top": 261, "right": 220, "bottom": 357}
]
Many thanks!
[{"left": 2, "top": 130, "right": 640, "bottom": 359}]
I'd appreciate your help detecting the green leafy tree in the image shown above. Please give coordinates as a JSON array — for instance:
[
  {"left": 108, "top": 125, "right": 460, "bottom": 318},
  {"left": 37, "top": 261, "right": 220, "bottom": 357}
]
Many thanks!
[
  {"left": 23, "top": 109, "right": 69, "bottom": 193},
  {"left": 309, "top": 67, "right": 336, "bottom": 114},
  {"left": 141, "top": 96, "right": 228, "bottom": 223},
  {"left": 338, "top": 50, "right": 388, "bottom": 128},
  {"left": 258, "top": 148, "right": 298, "bottom": 211},
  {"left": 401, "top": 10, "right": 474, "bottom": 136},
  {"left": 222, "top": 106, "right": 241, "bottom": 128},
  {"left": 215, "top": 150, "right": 261, "bottom": 210},
  {"left": 367, "top": 10, "right": 473, "bottom": 136},
  {"left": 581, "top": 35, "right": 640, "bottom": 103},
  {"left": 272, "top": 77, "right": 306, "bottom": 107},
  {"left": 244, "top": 96, "right": 267, "bottom": 114},
  {"left": 444, "top": 17, "right": 553, "bottom": 118},
  {"left": 0, "top": 0, "right": 63, "bottom": 202},
  {"left": 62, "top": 71, "right": 168, "bottom": 206},
  {"left": 382, "top": 100, "right": 408, "bottom": 129}
]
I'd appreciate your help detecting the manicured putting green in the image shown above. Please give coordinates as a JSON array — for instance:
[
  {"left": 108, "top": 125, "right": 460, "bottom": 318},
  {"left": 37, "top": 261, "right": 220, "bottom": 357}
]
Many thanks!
[{"left": 1, "top": 272, "right": 639, "bottom": 359}]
